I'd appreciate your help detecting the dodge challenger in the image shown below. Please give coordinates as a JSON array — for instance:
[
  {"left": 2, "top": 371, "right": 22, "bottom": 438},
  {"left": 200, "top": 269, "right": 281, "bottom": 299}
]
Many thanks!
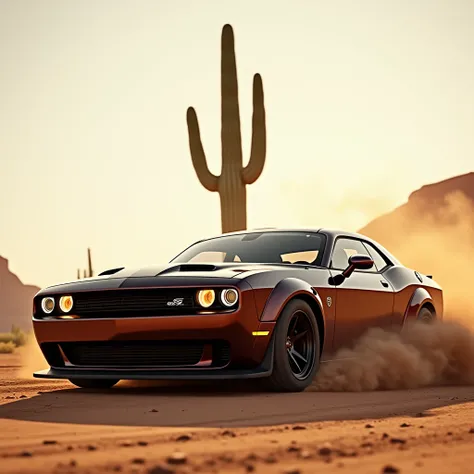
[{"left": 32, "top": 228, "right": 443, "bottom": 392}]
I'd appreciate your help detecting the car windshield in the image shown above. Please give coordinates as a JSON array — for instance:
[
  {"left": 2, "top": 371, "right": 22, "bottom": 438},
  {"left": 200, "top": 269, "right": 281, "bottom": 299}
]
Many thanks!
[{"left": 171, "top": 231, "right": 326, "bottom": 266}]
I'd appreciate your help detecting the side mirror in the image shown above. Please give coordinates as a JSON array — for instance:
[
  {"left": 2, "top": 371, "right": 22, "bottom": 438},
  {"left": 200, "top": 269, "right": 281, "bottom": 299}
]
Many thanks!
[
  {"left": 329, "top": 254, "right": 374, "bottom": 286},
  {"left": 343, "top": 254, "right": 374, "bottom": 276}
]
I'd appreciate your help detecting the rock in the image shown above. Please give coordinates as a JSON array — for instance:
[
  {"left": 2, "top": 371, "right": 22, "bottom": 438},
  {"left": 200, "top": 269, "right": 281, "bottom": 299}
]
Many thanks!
[
  {"left": 43, "top": 440, "right": 58, "bottom": 445},
  {"left": 148, "top": 465, "right": 175, "bottom": 474},
  {"left": 5, "top": 396, "right": 14, "bottom": 399},
  {"left": 287, "top": 445, "right": 301, "bottom": 452},
  {"left": 415, "top": 412, "right": 428, "bottom": 417},
  {"left": 19, "top": 451, "right": 33, "bottom": 457},
  {"left": 70, "top": 460, "right": 77, "bottom": 467},
  {"left": 150, "top": 409, "right": 159, "bottom": 413},
  {"left": 120, "top": 441, "right": 133, "bottom": 447},
  {"left": 86, "top": 444, "right": 97, "bottom": 451},
  {"left": 283, "top": 469, "right": 301, "bottom": 474},
  {"left": 318, "top": 443, "right": 332, "bottom": 456},
  {"left": 361, "top": 442, "right": 373, "bottom": 448},
  {"left": 244, "top": 463, "right": 255, "bottom": 472},
  {"left": 166, "top": 451, "right": 187, "bottom": 465},
  {"left": 469, "top": 428, "right": 474, "bottom": 434},
  {"left": 382, "top": 465, "right": 400, "bottom": 473},
  {"left": 400, "top": 423, "right": 410, "bottom": 428},
  {"left": 19, "top": 395, "right": 27, "bottom": 399},
  {"left": 138, "top": 441, "right": 149, "bottom": 446},
  {"left": 176, "top": 434, "right": 192, "bottom": 442},
  {"left": 382, "top": 433, "right": 390, "bottom": 439},
  {"left": 299, "top": 450, "right": 312, "bottom": 459},
  {"left": 132, "top": 458, "right": 146, "bottom": 464},
  {"left": 218, "top": 454, "right": 234, "bottom": 463},
  {"left": 221, "top": 430, "right": 236, "bottom": 437},
  {"left": 292, "top": 425, "right": 306, "bottom": 430},
  {"left": 365, "top": 423, "right": 374, "bottom": 428},
  {"left": 263, "top": 454, "right": 277, "bottom": 463},
  {"left": 390, "top": 438, "right": 406, "bottom": 445}
]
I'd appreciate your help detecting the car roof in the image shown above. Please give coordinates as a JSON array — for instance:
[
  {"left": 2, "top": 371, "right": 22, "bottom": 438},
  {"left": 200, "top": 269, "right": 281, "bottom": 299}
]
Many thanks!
[{"left": 193, "top": 227, "right": 401, "bottom": 266}]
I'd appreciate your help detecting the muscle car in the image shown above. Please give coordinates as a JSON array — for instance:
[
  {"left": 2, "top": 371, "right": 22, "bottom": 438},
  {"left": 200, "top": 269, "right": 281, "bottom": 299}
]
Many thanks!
[{"left": 32, "top": 228, "right": 443, "bottom": 392}]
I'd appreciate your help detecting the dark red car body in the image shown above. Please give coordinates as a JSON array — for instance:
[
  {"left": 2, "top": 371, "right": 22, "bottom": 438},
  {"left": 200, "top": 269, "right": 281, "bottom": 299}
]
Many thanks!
[{"left": 32, "top": 228, "right": 443, "bottom": 385}]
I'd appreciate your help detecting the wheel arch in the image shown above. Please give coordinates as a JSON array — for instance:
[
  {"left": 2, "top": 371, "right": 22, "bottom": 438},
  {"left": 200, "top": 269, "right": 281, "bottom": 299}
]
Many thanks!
[
  {"left": 403, "top": 287, "right": 438, "bottom": 325},
  {"left": 259, "top": 278, "right": 326, "bottom": 355}
]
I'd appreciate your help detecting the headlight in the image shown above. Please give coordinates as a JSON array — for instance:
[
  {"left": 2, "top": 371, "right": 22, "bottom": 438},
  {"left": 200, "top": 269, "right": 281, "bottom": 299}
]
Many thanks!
[
  {"left": 221, "top": 288, "right": 238, "bottom": 307},
  {"left": 59, "top": 295, "right": 73, "bottom": 313},
  {"left": 197, "top": 289, "right": 215, "bottom": 308},
  {"left": 41, "top": 297, "right": 55, "bottom": 314}
]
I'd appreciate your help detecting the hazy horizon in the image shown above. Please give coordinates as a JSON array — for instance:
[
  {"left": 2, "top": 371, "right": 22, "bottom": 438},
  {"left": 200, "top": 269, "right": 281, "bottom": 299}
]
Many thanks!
[{"left": 1, "top": 0, "right": 474, "bottom": 288}]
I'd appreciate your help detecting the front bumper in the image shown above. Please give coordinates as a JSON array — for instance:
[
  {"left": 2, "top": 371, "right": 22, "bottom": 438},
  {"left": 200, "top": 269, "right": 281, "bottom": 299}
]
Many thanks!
[
  {"left": 32, "top": 288, "right": 277, "bottom": 378},
  {"left": 33, "top": 334, "right": 275, "bottom": 380}
]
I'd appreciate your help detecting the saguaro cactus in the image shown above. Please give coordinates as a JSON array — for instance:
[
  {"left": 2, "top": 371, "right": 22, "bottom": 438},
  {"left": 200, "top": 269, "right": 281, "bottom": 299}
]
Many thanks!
[
  {"left": 186, "top": 24, "right": 266, "bottom": 233},
  {"left": 76, "top": 248, "right": 94, "bottom": 279}
]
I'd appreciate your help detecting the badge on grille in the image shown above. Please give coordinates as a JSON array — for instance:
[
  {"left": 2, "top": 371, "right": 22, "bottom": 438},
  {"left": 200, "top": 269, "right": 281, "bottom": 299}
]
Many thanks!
[
  {"left": 167, "top": 298, "right": 185, "bottom": 306},
  {"left": 326, "top": 296, "right": 332, "bottom": 307}
]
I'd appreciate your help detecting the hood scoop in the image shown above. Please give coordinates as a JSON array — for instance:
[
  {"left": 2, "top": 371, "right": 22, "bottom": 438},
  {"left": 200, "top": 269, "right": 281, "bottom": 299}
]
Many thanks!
[
  {"left": 156, "top": 264, "right": 218, "bottom": 275},
  {"left": 98, "top": 267, "right": 125, "bottom": 276}
]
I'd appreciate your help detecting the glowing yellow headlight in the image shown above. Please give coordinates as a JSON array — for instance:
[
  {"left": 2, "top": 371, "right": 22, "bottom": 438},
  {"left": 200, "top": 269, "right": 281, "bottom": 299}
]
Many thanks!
[
  {"left": 197, "top": 289, "right": 215, "bottom": 308},
  {"left": 221, "top": 288, "right": 238, "bottom": 307},
  {"left": 59, "top": 296, "right": 73, "bottom": 313},
  {"left": 41, "top": 297, "right": 55, "bottom": 314}
]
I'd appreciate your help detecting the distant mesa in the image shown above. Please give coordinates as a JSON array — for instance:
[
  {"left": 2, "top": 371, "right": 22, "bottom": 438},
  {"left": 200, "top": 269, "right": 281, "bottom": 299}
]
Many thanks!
[
  {"left": 359, "top": 171, "right": 474, "bottom": 261},
  {"left": 0, "top": 256, "right": 40, "bottom": 332}
]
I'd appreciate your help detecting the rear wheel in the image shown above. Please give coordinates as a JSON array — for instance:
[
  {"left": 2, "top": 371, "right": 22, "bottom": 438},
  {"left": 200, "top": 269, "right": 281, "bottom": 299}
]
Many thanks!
[
  {"left": 68, "top": 378, "right": 120, "bottom": 389},
  {"left": 417, "top": 306, "right": 435, "bottom": 323},
  {"left": 263, "top": 299, "right": 320, "bottom": 392}
]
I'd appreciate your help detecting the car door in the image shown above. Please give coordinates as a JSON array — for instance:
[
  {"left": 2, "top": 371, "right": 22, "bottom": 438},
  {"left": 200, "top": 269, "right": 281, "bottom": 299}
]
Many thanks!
[{"left": 329, "top": 237, "right": 395, "bottom": 351}]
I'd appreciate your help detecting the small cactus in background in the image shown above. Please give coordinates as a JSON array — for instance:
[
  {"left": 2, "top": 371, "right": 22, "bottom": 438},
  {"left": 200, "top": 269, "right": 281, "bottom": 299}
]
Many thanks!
[
  {"left": 186, "top": 24, "right": 267, "bottom": 233},
  {"left": 77, "top": 248, "right": 93, "bottom": 279}
]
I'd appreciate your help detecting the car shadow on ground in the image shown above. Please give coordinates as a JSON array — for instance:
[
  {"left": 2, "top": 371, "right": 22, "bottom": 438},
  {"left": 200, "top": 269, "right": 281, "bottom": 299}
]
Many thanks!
[{"left": 1, "top": 379, "right": 473, "bottom": 428}]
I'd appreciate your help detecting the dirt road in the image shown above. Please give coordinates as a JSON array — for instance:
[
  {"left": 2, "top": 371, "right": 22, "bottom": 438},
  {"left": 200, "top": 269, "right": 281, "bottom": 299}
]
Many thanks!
[{"left": 1, "top": 351, "right": 473, "bottom": 474}]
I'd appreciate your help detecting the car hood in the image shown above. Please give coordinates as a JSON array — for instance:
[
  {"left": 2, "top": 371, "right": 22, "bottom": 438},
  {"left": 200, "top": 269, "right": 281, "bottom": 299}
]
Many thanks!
[{"left": 38, "top": 262, "right": 284, "bottom": 294}]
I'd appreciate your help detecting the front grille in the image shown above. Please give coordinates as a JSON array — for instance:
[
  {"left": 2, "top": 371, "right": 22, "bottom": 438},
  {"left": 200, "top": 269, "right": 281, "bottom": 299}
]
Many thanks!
[
  {"left": 57, "top": 340, "right": 231, "bottom": 368},
  {"left": 60, "top": 340, "right": 204, "bottom": 367},
  {"left": 72, "top": 288, "right": 196, "bottom": 318}
]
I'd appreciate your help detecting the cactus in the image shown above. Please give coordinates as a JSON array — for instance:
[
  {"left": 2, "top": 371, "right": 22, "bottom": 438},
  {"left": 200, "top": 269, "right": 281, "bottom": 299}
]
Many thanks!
[
  {"left": 87, "top": 247, "right": 93, "bottom": 277},
  {"left": 186, "top": 24, "right": 266, "bottom": 233},
  {"left": 76, "top": 248, "right": 93, "bottom": 279}
]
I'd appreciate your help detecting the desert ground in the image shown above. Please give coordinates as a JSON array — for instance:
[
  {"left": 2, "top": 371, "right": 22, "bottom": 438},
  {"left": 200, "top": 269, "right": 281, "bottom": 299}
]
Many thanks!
[{"left": 1, "top": 346, "right": 473, "bottom": 474}]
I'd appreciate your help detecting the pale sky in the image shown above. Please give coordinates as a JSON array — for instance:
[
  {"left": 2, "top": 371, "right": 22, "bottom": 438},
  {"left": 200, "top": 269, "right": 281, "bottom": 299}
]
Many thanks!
[{"left": 1, "top": 0, "right": 473, "bottom": 289}]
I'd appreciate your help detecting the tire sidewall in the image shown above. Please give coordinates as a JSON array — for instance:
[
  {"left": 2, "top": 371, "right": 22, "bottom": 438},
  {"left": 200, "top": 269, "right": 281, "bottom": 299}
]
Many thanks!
[{"left": 272, "top": 298, "right": 320, "bottom": 391}]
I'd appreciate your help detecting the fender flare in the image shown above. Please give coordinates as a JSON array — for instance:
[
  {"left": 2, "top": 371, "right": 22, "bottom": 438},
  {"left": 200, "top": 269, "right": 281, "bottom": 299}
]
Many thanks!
[
  {"left": 402, "top": 287, "right": 436, "bottom": 325},
  {"left": 259, "top": 277, "right": 326, "bottom": 347}
]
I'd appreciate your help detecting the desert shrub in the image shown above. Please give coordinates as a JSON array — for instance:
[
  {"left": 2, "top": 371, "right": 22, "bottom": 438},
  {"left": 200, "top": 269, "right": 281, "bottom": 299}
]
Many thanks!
[
  {"left": 0, "top": 341, "right": 15, "bottom": 354},
  {"left": 0, "top": 326, "right": 29, "bottom": 347}
]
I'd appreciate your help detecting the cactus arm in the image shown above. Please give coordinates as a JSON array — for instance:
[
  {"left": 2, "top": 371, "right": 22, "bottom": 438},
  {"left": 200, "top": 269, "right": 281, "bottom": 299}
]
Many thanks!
[
  {"left": 242, "top": 73, "right": 266, "bottom": 184},
  {"left": 186, "top": 107, "right": 219, "bottom": 192}
]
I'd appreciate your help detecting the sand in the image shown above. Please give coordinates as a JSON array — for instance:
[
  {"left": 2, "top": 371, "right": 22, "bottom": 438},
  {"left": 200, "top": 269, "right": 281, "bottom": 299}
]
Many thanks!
[{"left": 0, "top": 349, "right": 473, "bottom": 474}]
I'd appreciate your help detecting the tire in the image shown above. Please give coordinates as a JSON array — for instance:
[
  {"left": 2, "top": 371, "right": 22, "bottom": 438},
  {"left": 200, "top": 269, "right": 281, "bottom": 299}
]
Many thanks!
[
  {"left": 263, "top": 299, "right": 320, "bottom": 392},
  {"left": 417, "top": 306, "right": 435, "bottom": 323},
  {"left": 68, "top": 378, "right": 120, "bottom": 389}
]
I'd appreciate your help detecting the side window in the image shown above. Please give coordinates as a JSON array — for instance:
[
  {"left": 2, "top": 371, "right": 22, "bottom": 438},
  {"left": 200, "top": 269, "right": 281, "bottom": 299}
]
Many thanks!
[
  {"left": 330, "top": 238, "right": 373, "bottom": 272},
  {"left": 362, "top": 242, "right": 389, "bottom": 272}
]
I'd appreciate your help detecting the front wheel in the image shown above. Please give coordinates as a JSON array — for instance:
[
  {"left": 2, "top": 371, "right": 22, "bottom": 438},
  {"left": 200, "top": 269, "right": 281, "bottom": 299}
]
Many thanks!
[
  {"left": 263, "top": 299, "right": 320, "bottom": 392},
  {"left": 68, "top": 378, "right": 120, "bottom": 389}
]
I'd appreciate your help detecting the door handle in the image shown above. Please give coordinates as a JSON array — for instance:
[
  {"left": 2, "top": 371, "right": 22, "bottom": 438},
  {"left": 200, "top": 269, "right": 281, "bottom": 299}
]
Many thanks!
[{"left": 380, "top": 280, "right": 389, "bottom": 288}]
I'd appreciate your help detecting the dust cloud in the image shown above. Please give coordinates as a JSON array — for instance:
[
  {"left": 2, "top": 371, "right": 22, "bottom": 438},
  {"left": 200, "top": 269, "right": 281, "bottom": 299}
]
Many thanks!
[
  {"left": 314, "top": 189, "right": 474, "bottom": 391},
  {"left": 313, "top": 319, "right": 474, "bottom": 391},
  {"left": 16, "top": 334, "right": 48, "bottom": 380}
]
